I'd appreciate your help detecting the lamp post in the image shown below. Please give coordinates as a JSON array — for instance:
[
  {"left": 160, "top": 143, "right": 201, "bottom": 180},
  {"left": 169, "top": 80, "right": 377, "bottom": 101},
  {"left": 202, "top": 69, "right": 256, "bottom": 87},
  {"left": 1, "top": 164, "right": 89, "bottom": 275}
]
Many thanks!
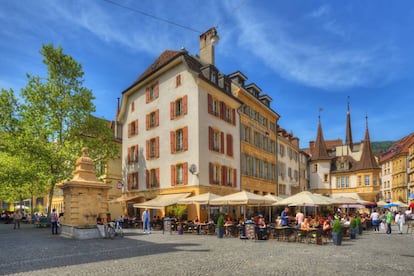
[{"left": 29, "top": 187, "right": 33, "bottom": 216}]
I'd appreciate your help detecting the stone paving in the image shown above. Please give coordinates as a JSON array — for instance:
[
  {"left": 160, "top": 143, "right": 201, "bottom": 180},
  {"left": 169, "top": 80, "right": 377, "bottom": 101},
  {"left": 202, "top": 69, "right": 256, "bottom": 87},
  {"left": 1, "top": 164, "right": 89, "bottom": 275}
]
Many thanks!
[{"left": 0, "top": 223, "right": 413, "bottom": 276}]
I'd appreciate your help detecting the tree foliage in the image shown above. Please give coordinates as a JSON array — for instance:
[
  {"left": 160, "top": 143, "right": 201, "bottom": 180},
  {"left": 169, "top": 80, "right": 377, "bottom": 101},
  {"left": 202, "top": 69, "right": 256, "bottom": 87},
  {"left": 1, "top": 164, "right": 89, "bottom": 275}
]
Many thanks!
[{"left": 0, "top": 44, "right": 118, "bottom": 213}]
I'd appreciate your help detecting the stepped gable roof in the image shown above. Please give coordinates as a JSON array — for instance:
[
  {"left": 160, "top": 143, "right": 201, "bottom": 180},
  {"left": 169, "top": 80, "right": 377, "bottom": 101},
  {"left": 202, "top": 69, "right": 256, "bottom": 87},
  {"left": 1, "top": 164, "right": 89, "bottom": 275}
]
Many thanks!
[
  {"left": 354, "top": 121, "right": 379, "bottom": 171},
  {"left": 311, "top": 119, "right": 331, "bottom": 161},
  {"left": 379, "top": 132, "right": 414, "bottom": 163}
]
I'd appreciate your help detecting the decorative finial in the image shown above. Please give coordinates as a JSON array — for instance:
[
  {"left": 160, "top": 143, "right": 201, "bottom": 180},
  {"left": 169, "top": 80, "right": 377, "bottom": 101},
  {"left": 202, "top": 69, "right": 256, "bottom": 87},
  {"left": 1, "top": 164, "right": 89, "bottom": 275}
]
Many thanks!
[
  {"left": 82, "top": 147, "right": 89, "bottom": 157},
  {"left": 319, "top": 107, "right": 323, "bottom": 122}
]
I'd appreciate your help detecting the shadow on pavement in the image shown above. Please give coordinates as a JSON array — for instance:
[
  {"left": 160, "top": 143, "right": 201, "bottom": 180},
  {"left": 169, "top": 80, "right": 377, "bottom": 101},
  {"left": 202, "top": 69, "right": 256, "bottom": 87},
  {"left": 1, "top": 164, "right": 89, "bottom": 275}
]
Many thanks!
[{"left": 0, "top": 224, "right": 209, "bottom": 275}]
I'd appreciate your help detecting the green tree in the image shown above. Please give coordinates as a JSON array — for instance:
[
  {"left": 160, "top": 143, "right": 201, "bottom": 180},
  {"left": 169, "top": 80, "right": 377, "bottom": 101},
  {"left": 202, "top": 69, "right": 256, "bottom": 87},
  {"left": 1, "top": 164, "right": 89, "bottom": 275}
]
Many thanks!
[{"left": 0, "top": 44, "right": 118, "bottom": 214}]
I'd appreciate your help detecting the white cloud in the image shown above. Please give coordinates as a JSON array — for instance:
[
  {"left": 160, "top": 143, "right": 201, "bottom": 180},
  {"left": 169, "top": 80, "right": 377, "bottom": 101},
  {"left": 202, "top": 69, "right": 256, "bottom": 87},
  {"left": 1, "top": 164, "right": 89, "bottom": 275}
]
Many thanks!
[
  {"left": 232, "top": 7, "right": 401, "bottom": 91},
  {"left": 308, "top": 4, "right": 331, "bottom": 18}
]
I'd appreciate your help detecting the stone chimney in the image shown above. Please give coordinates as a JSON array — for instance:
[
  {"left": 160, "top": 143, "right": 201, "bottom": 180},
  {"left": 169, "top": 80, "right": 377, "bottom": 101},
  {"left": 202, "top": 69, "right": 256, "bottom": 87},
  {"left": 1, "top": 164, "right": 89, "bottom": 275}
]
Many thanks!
[{"left": 199, "top": 27, "right": 219, "bottom": 65}]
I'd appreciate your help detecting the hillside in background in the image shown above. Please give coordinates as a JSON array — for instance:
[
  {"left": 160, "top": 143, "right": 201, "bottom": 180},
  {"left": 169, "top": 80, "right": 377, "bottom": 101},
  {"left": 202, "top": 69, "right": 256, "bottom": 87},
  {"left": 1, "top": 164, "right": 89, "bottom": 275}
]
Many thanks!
[{"left": 372, "top": 141, "right": 394, "bottom": 156}]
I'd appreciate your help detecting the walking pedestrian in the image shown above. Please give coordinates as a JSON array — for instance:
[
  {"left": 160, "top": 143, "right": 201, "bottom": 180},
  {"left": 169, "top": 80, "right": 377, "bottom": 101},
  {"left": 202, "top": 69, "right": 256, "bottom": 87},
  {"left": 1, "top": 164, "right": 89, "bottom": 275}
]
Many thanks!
[
  {"left": 51, "top": 209, "right": 58, "bottom": 235},
  {"left": 13, "top": 210, "right": 22, "bottom": 229},
  {"left": 370, "top": 209, "right": 380, "bottom": 232},
  {"left": 395, "top": 211, "right": 405, "bottom": 234},
  {"left": 385, "top": 209, "right": 392, "bottom": 234},
  {"left": 142, "top": 208, "right": 150, "bottom": 234}
]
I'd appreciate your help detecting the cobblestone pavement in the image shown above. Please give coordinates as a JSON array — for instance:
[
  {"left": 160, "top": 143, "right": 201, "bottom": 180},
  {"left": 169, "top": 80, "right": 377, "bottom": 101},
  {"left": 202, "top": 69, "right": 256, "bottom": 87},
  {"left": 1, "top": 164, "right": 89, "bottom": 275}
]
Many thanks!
[{"left": 0, "top": 223, "right": 413, "bottom": 276}]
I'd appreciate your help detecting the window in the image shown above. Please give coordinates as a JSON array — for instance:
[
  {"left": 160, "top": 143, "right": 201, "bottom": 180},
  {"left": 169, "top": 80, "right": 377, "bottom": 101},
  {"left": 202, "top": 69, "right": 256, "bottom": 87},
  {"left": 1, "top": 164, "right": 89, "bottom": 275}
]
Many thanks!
[
  {"left": 209, "top": 127, "right": 223, "bottom": 153},
  {"left": 170, "top": 163, "right": 188, "bottom": 186},
  {"left": 128, "top": 144, "right": 139, "bottom": 164},
  {"left": 324, "top": 174, "right": 329, "bottom": 182},
  {"left": 358, "top": 176, "right": 362, "bottom": 186},
  {"left": 365, "top": 175, "right": 370, "bottom": 186},
  {"left": 170, "top": 95, "right": 188, "bottom": 119},
  {"left": 127, "top": 172, "right": 139, "bottom": 190},
  {"left": 313, "top": 164, "right": 318, "bottom": 173},
  {"left": 209, "top": 163, "right": 220, "bottom": 185},
  {"left": 131, "top": 101, "right": 135, "bottom": 112},
  {"left": 170, "top": 127, "right": 188, "bottom": 153},
  {"left": 146, "top": 168, "right": 159, "bottom": 188},
  {"left": 128, "top": 120, "right": 138, "bottom": 137},
  {"left": 146, "top": 110, "right": 159, "bottom": 129},
  {"left": 223, "top": 167, "right": 236, "bottom": 187},
  {"left": 146, "top": 137, "right": 159, "bottom": 159},
  {"left": 208, "top": 94, "right": 219, "bottom": 117},
  {"left": 145, "top": 82, "right": 159, "bottom": 103}
]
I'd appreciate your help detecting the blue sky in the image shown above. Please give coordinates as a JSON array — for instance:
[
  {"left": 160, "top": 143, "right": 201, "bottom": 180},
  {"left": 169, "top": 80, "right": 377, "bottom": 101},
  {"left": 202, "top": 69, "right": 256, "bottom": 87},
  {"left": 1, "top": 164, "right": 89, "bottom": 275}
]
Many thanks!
[{"left": 1, "top": 0, "right": 413, "bottom": 148}]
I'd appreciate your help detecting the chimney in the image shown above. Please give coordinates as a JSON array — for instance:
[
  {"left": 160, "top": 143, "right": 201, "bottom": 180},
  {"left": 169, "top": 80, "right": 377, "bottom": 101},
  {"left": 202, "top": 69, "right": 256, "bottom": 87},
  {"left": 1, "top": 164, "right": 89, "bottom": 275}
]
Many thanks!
[{"left": 199, "top": 27, "right": 219, "bottom": 65}]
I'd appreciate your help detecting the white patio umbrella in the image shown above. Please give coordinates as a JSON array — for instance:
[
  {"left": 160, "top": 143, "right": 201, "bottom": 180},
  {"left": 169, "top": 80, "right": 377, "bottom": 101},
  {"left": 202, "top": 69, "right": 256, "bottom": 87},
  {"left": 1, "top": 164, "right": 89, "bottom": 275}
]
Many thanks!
[
  {"left": 177, "top": 192, "right": 221, "bottom": 221},
  {"left": 210, "top": 190, "right": 275, "bottom": 206},
  {"left": 273, "top": 191, "right": 333, "bottom": 207},
  {"left": 177, "top": 192, "right": 221, "bottom": 205}
]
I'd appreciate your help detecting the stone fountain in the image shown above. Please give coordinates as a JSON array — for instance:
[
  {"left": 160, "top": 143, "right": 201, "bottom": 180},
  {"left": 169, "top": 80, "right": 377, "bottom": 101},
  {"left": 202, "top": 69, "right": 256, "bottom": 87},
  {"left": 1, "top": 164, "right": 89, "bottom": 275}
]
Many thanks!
[{"left": 58, "top": 147, "right": 111, "bottom": 239}]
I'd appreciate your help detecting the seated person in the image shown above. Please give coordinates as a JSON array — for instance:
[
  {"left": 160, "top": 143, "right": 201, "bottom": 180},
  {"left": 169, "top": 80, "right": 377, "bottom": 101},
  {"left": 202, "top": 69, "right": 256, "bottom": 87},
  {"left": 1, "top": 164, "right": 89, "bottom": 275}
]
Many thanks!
[
  {"left": 193, "top": 216, "right": 200, "bottom": 234},
  {"left": 257, "top": 216, "right": 267, "bottom": 240},
  {"left": 323, "top": 219, "right": 332, "bottom": 231},
  {"left": 275, "top": 216, "right": 282, "bottom": 227},
  {"left": 301, "top": 218, "right": 310, "bottom": 230}
]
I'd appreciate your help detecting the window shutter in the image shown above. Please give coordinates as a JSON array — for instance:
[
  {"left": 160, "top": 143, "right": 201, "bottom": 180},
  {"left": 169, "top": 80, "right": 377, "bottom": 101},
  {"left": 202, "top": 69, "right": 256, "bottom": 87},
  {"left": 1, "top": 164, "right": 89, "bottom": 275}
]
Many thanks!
[
  {"left": 170, "top": 131, "right": 176, "bottom": 153},
  {"left": 170, "top": 102, "right": 175, "bottom": 120},
  {"left": 156, "top": 168, "right": 160, "bottom": 187},
  {"left": 135, "top": 120, "right": 139, "bottom": 135},
  {"left": 155, "top": 82, "right": 159, "bottom": 98},
  {"left": 233, "top": 169, "right": 237, "bottom": 187},
  {"left": 220, "top": 102, "right": 225, "bottom": 120},
  {"left": 135, "top": 145, "right": 139, "bottom": 163},
  {"left": 155, "top": 136, "right": 160, "bottom": 158},
  {"left": 209, "top": 162, "right": 213, "bottom": 185},
  {"left": 227, "top": 134, "right": 233, "bottom": 157},
  {"left": 183, "top": 162, "right": 188, "bottom": 185},
  {"left": 145, "top": 87, "right": 150, "bottom": 103},
  {"left": 146, "top": 140, "right": 149, "bottom": 160},
  {"left": 222, "top": 166, "right": 227, "bottom": 186},
  {"left": 127, "top": 147, "right": 131, "bottom": 164},
  {"left": 171, "top": 165, "right": 176, "bottom": 186},
  {"left": 155, "top": 110, "right": 159, "bottom": 126},
  {"left": 183, "top": 95, "right": 188, "bottom": 115},
  {"left": 127, "top": 173, "right": 131, "bottom": 191},
  {"left": 232, "top": 109, "right": 236, "bottom": 125},
  {"left": 176, "top": 74, "right": 181, "bottom": 87},
  {"left": 146, "top": 170, "right": 149, "bottom": 189},
  {"left": 208, "top": 94, "right": 212, "bottom": 114},
  {"left": 208, "top": 127, "right": 213, "bottom": 150},
  {"left": 183, "top": 126, "right": 188, "bottom": 151},
  {"left": 146, "top": 114, "right": 149, "bottom": 130},
  {"left": 220, "top": 131, "right": 224, "bottom": 153},
  {"left": 128, "top": 123, "right": 131, "bottom": 138}
]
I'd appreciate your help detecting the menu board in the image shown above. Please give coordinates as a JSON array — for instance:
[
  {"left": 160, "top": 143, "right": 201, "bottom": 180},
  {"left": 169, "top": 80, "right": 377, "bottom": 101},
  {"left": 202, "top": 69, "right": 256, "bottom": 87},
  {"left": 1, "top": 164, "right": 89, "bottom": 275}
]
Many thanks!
[{"left": 245, "top": 224, "right": 256, "bottom": 240}]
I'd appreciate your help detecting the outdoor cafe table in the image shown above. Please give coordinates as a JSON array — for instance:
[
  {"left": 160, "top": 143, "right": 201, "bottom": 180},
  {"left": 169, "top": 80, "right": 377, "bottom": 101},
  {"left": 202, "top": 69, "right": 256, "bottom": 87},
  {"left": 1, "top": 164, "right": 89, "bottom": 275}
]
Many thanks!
[
  {"left": 270, "top": 226, "right": 293, "bottom": 241},
  {"left": 294, "top": 228, "right": 322, "bottom": 244}
]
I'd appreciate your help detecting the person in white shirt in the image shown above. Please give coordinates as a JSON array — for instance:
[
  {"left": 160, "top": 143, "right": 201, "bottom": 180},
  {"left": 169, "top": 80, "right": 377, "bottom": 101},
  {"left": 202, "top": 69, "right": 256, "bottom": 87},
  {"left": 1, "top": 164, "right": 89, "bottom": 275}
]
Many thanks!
[
  {"left": 395, "top": 211, "right": 405, "bottom": 234},
  {"left": 295, "top": 210, "right": 304, "bottom": 228},
  {"left": 370, "top": 209, "right": 380, "bottom": 232}
]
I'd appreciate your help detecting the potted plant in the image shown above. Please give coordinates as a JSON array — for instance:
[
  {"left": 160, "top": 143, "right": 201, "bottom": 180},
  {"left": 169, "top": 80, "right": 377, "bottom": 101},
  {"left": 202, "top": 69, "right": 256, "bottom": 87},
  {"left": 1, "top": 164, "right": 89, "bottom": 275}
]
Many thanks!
[
  {"left": 332, "top": 219, "right": 343, "bottom": 245},
  {"left": 216, "top": 213, "right": 225, "bottom": 238},
  {"left": 167, "top": 205, "right": 187, "bottom": 235},
  {"left": 349, "top": 218, "right": 357, "bottom": 239}
]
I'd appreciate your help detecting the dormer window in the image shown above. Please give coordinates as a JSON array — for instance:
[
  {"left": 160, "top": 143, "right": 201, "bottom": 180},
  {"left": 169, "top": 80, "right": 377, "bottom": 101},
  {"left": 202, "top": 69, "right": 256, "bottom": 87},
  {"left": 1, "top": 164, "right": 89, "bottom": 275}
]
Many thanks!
[{"left": 211, "top": 70, "right": 217, "bottom": 84}]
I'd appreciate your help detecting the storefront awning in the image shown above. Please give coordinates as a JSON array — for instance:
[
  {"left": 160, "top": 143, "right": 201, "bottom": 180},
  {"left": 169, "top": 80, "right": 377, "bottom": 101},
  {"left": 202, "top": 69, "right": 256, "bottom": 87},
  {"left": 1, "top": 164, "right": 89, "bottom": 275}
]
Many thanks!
[
  {"left": 133, "top": 193, "right": 191, "bottom": 209},
  {"left": 109, "top": 195, "right": 143, "bottom": 204}
]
